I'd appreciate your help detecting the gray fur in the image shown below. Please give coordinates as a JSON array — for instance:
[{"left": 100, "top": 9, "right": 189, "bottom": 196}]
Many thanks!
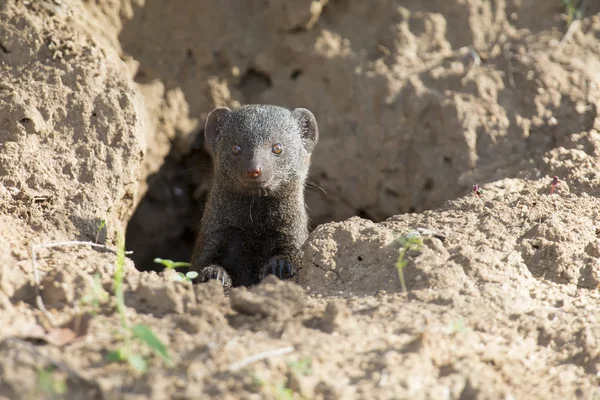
[{"left": 191, "top": 104, "right": 319, "bottom": 287}]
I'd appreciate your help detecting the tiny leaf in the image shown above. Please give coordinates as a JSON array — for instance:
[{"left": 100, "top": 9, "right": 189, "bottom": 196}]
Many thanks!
[
  {"left": 154, "top": 258, "right": 174, "bottom": 269},
  {"left": 153, "top": 258, "right": 192, "bottom": 269},
  {"left": 38, "top": 367, "right": 67, "bottom": 395},
  {"left": 171, "top": 262, "right": 192, "bottom": 268},
  {"left": 131, "top": 324, "right": 171, "bottom": 364},
  {"left": 127, "top": 353, "right": 147, "bottom": 373},
  {"left": 186, "top": 271, "right": 199, "bottom": 279},
  {"left": 107, "top": 348, "right": 127, "bottom": 362}
]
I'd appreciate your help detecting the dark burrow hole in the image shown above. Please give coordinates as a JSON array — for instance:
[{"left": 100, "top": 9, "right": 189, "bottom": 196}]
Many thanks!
[{"left": 125, "top": 132, "right": 213, "bottom": 273}]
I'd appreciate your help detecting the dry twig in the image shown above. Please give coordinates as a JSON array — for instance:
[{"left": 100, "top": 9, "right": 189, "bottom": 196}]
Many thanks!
[{"left": 229, "top": 346, "right": 295, "bottom": 371}]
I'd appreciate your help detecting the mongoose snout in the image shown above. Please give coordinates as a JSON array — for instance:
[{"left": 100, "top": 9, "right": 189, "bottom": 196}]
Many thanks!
[{"left": 246, "top": 165, "right": 262, "bottom": 179}]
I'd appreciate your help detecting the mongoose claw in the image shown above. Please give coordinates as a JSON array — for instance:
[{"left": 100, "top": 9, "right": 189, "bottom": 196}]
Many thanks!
[
  {"left": 262, "top": 257, "right": 296, "bottom": 280},
  {"left": 199, "top": 265, "right": 232, "bottom": 287}
]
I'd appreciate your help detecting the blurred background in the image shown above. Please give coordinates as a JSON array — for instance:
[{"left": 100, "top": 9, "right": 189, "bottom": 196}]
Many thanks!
[{"left": 109, "top": 0, "right": 600, "bottom": 270}]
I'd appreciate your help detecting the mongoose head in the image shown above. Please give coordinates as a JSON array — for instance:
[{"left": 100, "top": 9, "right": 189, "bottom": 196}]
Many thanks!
[{"left": 204, "top": 105, "right": 319, "bottom": 194}]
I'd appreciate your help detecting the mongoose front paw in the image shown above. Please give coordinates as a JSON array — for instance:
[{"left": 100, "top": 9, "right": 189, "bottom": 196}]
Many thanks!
[
  {"left": 261, "top": 257, "right": 297, "bottom": 281},
  {"left": 199, "top": 265, "right": 232, "bottom": 287}
]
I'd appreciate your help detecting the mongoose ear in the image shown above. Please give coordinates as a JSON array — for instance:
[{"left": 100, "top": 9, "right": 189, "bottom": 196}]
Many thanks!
[
  {"left": 204, "top": 107, "right": 231, "bottom": 154},
  {"left": 292, "top": 108, "right": 319, "bottom": 153}
]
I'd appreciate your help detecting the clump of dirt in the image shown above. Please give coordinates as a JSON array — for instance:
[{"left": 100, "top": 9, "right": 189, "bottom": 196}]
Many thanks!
[
  {"left": 1, "top": 0, "right": 600, "bottom": 398},
  {"left": 230, "top": 275, "right": 306, "bottom": 320}
]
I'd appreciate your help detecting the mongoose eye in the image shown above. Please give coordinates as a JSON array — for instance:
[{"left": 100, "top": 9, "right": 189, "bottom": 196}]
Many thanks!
[
  {"left": 272, "top": 143, "right": 283, "bottom": 155},
  {"left": 232, "top": 145, "right": 241, "bottom": 155}
]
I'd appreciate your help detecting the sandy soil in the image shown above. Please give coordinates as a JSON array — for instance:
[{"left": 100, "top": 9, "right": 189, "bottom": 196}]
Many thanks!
[{"left": 1, "top": 0, "right": 600, "bottom": 398}]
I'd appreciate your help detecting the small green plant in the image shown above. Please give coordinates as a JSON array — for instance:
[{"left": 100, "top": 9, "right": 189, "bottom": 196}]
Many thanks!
[
  {"left": 254, "top": 357, "right": 312, "bottom": 400},
  {"left": 95, "top": 219, "right": 106, "bottom": 243},
  {"left": 37, "top": 366, "right": 67, "bottom": 398},
  {"left": 253, "top": 358, "right": 312, "bottom": 400},
  {"left": 153, "top": 258, "right": 192, "bottom": 269},
  {"left": 394, "top": 232, "right": 423, "bottom": 293},
  {"left": 562, "top": 0, "right": 581, "bottom": 26},
  {"left": 287, "top": 357, "right": 312, "bottom": 376},
  {"left": 153, "top": 257, "right": 197, "bottom": 284},
  {"left": 254, "top": 376, "right": 296, "bottom": 400},
  {"left": 450, "top": 318, "right": 466, "bottom": 333},
  {"left": 80, "top": 273, "right": 109, "bottom": 314},
  {"left": 106, "top": 235, "right": 173, "bottom": 373}
]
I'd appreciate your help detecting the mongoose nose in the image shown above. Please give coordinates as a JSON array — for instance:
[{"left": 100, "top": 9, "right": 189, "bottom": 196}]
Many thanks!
[{"left": 246, "top": 166, "right": 262, "bottom": 179}]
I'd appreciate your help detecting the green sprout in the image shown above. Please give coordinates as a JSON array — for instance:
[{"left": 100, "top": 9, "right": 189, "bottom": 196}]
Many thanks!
[
  {"left": 287, "top": 357, "right": 312, "bottom": 376},
  {"left": 394, "top": 232, "right": 423, "bottom": 293},
  {"left": 95, "top": 219, "right": 106, "bottom": 243},
  {"left": 563, "top": 0, "right": 576, "bottom": 25},
  {"left": 450, "top": 318, "right": 466, "bottom": 333},
  {"left": 562, "top": 0, "right": 583, "bottom": 26},
  {"left": 37, "top": 366, "right": 67, "bottom": 398},
  {"left": 106, "top": 234, "right": 173, "bottom": 373},
  {"left": 80, "top": 273, "right": 109, "bottom": 314},
  {"left": 254, "top": 376, "right": 296, "bottom": 400},
  {"left": 251, "top": 358, "right": 312, "bottom": 400},
  {"left": 153, "top": 258, "right": 197, "bottom": 284},
  {"left": 153, "top": 258, "right": 192, "bottom": 269}
]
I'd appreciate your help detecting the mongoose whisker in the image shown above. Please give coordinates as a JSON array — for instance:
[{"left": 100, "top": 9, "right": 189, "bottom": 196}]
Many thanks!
[{"left": 305, "top": 180, "right": 326, "bottom": 194}]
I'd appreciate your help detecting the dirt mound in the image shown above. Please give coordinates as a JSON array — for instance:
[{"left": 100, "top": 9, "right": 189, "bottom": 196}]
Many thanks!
[
  {"left": 1, "top": 0, "right": 600, "bottom": 398},
  {"left": 0, "top": 0, "right": 147, "bottom": 310}
]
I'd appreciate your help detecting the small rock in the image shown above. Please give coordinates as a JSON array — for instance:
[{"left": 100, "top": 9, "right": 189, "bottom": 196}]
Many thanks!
[
  {"left": 321, "top": 299, "right": 355, "bottom": 333},
  {"left": 230, "top": 275, "right": 305, "bottom": 320}
]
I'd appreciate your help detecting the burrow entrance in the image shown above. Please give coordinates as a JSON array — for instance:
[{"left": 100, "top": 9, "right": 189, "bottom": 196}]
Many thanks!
[
  {"left": 124, "top": 131, "right": 356, "bottom": 273},
  {"left": 125, "top": 133, "right": 210, "bottom": 273}
]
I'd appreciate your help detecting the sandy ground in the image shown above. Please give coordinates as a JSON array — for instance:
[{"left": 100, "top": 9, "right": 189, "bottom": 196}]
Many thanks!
[{"left": 1, "top": 0, "right": 600, "bottom": 399}]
